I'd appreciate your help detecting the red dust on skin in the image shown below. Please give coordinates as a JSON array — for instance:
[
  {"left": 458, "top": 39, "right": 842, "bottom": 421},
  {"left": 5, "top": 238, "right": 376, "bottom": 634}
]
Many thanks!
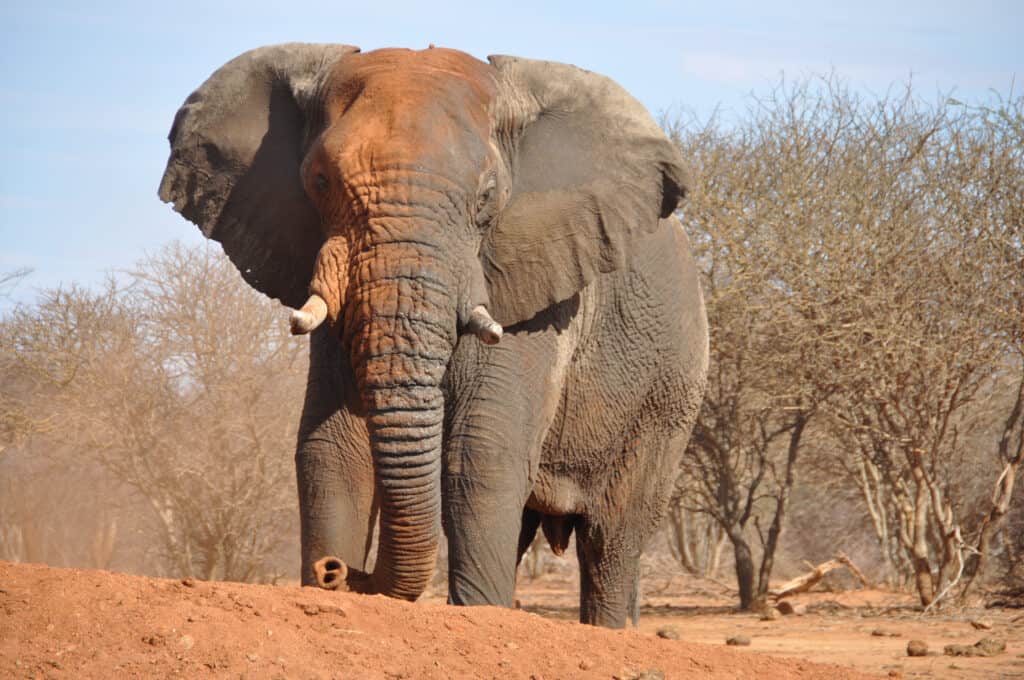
[{"left": 298, "top": 48, "right": 500, "bottom": 333}]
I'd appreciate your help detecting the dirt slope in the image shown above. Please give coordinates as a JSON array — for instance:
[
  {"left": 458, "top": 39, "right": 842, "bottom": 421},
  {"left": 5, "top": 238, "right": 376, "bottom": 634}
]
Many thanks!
[{"left": 0, "top": 561, "right": 875, "bottom": 679}]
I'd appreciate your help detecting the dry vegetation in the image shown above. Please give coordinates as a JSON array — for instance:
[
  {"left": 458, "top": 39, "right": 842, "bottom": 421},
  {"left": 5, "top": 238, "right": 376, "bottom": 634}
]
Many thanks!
[
  {"left": 0, "top": 244, "right": 307, "bottom": 581},
  {"left": 667, "top": 78, "right": 1023, "bottom": 611},
  {"left": 1, "top": 79, "right": 1021, "bottom": 624}
]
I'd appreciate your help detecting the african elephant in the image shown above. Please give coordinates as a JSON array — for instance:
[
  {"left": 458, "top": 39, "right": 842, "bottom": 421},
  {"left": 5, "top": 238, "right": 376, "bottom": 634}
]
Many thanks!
[{"left": 159, "top": 43, "right": 708, "bottom": 628}]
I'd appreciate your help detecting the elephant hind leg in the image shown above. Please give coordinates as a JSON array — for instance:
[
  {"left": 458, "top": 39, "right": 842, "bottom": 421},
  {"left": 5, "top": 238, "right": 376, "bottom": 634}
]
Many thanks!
[
  {"left": 575, "top": 516, "right": 641, "bottom": 629},
  {"left": 516, "top": 509, "right": 542, "bottom": 566}
]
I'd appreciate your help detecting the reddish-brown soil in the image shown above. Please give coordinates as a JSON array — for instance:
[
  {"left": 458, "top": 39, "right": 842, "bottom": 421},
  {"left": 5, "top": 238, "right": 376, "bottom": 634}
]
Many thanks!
[
  {"left": 0, "top": 561, "right": 879, "bottom": 679},
  {"left": 512, "top": 575, "right": 1024, "bottom": 680}
]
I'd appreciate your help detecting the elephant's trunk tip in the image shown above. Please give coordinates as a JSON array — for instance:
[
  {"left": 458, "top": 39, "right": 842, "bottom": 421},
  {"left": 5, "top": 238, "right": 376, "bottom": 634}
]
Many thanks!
[
  {"left": 312, "top": 555, "right": 348, "bottom": 590},
  {"left": 290, "top": 294, "right": 328, "bottom": 335},
  {"left": 467, "top": 305, "right": 503, "bottom": 345}
]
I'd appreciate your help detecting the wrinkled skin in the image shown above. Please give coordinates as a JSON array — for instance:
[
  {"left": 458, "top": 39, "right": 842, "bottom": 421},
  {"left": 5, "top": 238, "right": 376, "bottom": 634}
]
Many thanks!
[{"left": 160, "top": 44, "right": 708, "bottom": 628}]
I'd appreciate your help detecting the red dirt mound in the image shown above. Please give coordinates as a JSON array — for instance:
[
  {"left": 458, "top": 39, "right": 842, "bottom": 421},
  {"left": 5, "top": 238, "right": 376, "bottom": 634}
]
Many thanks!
[{"left": 0, "top": 561, "right": 875, "bottom": 679}]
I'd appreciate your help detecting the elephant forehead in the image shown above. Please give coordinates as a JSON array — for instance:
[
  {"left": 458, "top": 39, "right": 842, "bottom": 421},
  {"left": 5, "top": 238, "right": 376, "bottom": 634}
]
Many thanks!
[
  {"left": 318, "top": 48, "right": 498, "bottom": 185},
  {"left": 324, "top": 47, "right": 497, "bottom": 124}
]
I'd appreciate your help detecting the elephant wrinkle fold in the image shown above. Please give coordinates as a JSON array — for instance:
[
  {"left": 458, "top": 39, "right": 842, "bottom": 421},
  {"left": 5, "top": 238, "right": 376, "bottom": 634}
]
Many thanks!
[{"left": 160, "top": 43, "right": 707, "bottom": 627}]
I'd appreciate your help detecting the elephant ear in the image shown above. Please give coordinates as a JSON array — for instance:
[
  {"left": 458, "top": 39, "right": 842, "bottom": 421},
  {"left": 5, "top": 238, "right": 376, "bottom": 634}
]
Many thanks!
[
  {"left": 158, "top": 43, "right": 360, "bottom": 308},
  {"left": 481, "top": 55, "right": 690, "bottom": 327}
]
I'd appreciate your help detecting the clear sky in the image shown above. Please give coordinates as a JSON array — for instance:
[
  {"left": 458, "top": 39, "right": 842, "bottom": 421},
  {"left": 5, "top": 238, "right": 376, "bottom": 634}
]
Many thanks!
[{"left": 1, "top": 1, "right": 1020, "bottom": 310}]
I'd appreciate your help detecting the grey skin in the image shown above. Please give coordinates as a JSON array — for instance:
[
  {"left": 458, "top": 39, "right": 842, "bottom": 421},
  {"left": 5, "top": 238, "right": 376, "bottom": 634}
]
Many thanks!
[{"left": 159, "top": 43, "right": 708, "bottom": 628}]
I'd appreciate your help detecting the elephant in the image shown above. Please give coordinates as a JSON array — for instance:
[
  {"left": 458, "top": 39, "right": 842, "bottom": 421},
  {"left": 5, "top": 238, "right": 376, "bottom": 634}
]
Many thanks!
[{"left": 158, "top": 43, "right": 708, "bottom": 628}]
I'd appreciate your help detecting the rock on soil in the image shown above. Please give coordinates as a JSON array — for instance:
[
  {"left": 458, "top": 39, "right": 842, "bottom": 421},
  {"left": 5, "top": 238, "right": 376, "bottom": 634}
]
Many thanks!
[
  {"left": 906, "top": 639, "right": 929, "bottom": 657},
  {"left": 655, "top": 626, "right": 680, "bottom": 640},
  {"left": 944, "top": 637, "right": 1007, "bottom": 657},
  {"left": 0, "top": 561, "right": 875, "bottom": 679}
]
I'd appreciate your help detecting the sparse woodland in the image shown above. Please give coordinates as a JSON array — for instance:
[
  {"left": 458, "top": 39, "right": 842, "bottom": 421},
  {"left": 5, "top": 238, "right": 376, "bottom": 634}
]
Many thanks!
[{"left": 1, "top": 78, "right": 1021, "bottom": 612}]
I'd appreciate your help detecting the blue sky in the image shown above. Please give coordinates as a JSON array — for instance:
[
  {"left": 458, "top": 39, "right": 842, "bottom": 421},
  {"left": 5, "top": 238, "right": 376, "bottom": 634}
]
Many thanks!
[{"left": 1, "top": 1, "right": 1020, "bottom": 309}]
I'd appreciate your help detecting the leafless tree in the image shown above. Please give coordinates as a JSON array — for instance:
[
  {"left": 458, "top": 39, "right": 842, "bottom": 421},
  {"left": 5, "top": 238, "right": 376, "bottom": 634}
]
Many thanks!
[
  {"left": 671, "top": 78, "right": 1023, "bottom": 608},
  {"left": 0, "top": 244, "right": 307, "bottom": 581}
]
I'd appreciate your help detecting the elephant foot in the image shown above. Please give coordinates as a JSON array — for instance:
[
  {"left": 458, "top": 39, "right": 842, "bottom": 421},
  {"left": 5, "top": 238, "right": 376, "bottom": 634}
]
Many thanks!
[{"left": 312, "top": 555, "right": 375, "bottom": 593}]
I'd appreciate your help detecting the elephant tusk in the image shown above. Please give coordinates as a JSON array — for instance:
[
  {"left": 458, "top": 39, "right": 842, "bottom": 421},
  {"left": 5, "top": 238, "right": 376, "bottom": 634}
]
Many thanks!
[
  {"left": 467, "top": 305, "right": 503, "bottom": 345},
  {"left": 290, "top": 294, "right": 328, "bottom": 335}
]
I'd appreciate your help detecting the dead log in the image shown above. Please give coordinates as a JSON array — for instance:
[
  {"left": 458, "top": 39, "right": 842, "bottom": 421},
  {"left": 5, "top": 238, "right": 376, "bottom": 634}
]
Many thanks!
[
  {"left": 768, "top": 553, "right": 871, "bottom": 599},
  {"left": 836, "top": 551, "right": 871, "bottom": 588}
]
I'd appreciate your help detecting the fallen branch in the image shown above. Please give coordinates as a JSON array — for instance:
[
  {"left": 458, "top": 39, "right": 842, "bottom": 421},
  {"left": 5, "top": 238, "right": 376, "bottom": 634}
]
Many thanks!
[{"left": 768, "top": 553, "right": 870, "bottom": 599}]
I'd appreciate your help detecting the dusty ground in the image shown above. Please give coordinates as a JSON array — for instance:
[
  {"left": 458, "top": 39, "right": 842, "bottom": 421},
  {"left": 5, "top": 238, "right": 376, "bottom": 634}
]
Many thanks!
[
  {"left": 2, "top": 561, "right": 873, "bottom": 679},
  {"left": 0, "top": 561, "right": 1019, "bottom": 679},
  {"left": 506, "top": 574, "right": 1024, "bottom": 680}
]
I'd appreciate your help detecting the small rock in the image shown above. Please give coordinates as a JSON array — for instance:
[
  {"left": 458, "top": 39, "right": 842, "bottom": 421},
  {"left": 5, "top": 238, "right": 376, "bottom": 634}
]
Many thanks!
[
  {"left": 656, "top": 626, "right": 680, "bottom": 640},
  {"left": 759, "top": 608, "right": 780, "bottom": 621},
  {"left": 969, "top": 619, "right": 993, "bottom": 630},
  {"left": 504, "top": 641, "right": 518, "bottom": 650},
  {"left": 638, "top": 670, "right": 665, "bottom": 680},
  {"left": 302, "top": 604, "right": 320, "bottom": 616},
  {"left": 726, "top": 635, "right": 751, "bottom": 646},
  {"left": 943, "top": 637, "right": 1006, "bottom": 658},
  {"left": 776, "top": 601, "right": 795, "bottom": 616},
  {"left": 178, "top": 634, "right": 194, "bottom": 651},
  {"left": 978, "top": 638, "right": 1004, "bottom": 656},
  {"left": 142, "top": 634, "right": 163, "bottom": 647},
  {"left": 181, "top": 578, "right": 195, "bottom": 587},
  {"left": 873, "top": 628, "right": 900, "bottom": 637},
  {"left": 578, "top": 659, "right": 595, "bottom": 670},
  {"left": 246, "top": 653, "right": 259, "bottom": 663},
  {"left": 906, "top": 639, "right": 928, "bottom": 657}
]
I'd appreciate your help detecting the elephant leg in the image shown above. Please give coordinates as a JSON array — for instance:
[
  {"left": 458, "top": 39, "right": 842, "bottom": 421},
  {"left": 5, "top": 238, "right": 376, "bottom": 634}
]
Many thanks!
[
  {"left": 575, "top": 517, "right": 642, "bottom": 628},
  {"left": 443, "top": 311, "right": 576, "bottom": 607},
  {"left": 443, "top": 407, "right": 537, "bottom": 607},
  {"left": 576, "top": 423, "right": 695, "bottom": 627},
  {"left": 297, "top": 330, "right": 376, "bottom": 587},
  {"left": 516, "top": 508, "right": 543, "bottom": 567}
]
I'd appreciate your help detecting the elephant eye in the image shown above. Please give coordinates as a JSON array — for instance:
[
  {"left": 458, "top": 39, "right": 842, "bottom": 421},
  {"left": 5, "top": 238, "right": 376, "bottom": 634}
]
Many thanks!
[
  {"left": 475, "top": 176, "right": 497, "bottom": 227},
  {"left": 315, "top": 173, "right": 329, "bottom": 193}
]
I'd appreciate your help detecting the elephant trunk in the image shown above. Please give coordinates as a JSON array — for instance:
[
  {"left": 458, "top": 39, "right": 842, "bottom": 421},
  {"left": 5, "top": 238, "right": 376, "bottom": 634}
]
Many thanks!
[
  {"left": 354, "top": 237, "right": 454, "bottom": 599},
  {"left": 308, "top": 216, "right": 455, "bottom": 600}
]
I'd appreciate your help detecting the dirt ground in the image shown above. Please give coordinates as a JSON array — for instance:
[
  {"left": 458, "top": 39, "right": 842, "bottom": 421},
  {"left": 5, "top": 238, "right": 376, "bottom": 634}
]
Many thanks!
[
  {"left": 1, "top": 561, "right": 1020, "bottom": 679},
  {"left": 507, "top": 574, "right": 1024, "bottom": 680}
]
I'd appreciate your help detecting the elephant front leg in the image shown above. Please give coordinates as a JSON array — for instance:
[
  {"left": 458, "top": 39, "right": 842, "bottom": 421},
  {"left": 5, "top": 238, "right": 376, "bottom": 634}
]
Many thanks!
[
  {"left": 296, "top": 429, "right": 376, "bottom": 587},
  {"left": 297, "top": 330, "right": 377, "bottom": 588},
  {"left": 443, "top": 316, "right": 575, "bottom": 607}
]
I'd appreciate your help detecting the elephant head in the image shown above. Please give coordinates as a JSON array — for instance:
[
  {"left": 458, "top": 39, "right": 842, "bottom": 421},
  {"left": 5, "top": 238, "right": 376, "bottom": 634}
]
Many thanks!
[{"left": 159, "top": 43, "right": 689, "bottom": 601}]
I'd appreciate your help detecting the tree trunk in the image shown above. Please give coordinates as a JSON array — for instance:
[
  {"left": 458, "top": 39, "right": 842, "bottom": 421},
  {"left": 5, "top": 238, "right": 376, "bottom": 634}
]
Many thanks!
[
  {"left": 756, "top": 413, "right": 805, "bottom": 599},
  {"left": 730, "top": 529, "right": 759, "bottom": 610}
]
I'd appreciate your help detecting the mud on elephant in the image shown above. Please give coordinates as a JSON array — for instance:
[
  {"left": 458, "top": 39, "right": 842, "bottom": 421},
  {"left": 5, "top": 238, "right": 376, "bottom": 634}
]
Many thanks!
[{"left": 159, "top": 43, "right": 708, "bottom": 628}]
